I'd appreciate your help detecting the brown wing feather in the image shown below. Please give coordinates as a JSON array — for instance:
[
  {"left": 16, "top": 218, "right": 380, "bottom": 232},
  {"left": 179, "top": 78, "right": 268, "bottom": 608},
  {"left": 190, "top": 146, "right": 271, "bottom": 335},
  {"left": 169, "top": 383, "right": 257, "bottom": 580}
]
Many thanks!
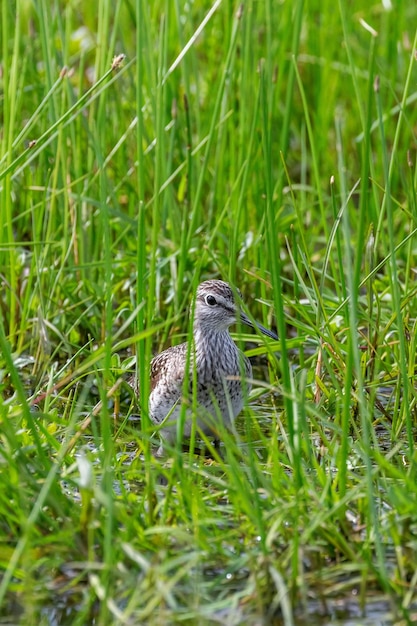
[{"left": 150, "top": 342, "right": 188, "bottom": 392}]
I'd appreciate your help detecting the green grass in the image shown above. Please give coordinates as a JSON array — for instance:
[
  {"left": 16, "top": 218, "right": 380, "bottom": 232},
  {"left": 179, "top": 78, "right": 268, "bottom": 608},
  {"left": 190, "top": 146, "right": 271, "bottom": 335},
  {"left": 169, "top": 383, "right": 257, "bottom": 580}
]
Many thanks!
[{"left": 1, "top": 0, "right": 417, "bottom": 624}]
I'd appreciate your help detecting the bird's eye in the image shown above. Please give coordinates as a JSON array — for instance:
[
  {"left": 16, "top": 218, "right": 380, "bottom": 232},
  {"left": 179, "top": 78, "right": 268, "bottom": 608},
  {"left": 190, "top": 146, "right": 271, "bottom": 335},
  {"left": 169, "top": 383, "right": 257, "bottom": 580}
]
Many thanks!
[{"left": 205, "top": 294, "right": 217, "bottom": 306}]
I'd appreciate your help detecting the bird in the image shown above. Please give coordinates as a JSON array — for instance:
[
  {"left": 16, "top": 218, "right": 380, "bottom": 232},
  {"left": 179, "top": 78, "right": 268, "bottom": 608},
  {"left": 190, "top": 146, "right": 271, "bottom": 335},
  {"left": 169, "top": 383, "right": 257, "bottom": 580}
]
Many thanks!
[{"left": 133, "top": 279, "right": 278, "bottom": 456}]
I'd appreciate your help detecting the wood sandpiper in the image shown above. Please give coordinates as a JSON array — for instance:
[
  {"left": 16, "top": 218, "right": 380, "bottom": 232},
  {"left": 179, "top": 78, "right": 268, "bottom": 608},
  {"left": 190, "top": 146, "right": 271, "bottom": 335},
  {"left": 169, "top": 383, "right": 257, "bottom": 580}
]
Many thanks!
[{"left": 133, "top": 279, "right": 277, "bottom": 456}]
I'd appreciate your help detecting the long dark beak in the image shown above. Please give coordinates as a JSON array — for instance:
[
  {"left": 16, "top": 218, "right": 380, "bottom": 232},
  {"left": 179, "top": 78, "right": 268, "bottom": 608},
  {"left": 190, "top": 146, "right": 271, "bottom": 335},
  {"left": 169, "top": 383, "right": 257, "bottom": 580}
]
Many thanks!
[{"left": 240, "top": 312, "right": 278, "bottom": 340}]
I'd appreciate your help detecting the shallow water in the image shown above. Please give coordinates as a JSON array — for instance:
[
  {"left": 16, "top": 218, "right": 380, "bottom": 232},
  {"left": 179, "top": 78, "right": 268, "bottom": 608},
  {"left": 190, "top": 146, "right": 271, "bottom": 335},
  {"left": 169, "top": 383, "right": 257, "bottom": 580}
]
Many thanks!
[
  {"left": 284, "top": 596, "right": 417, "bottom": 626},
  {"left": 4, "top": 595, "right": 415, "bottom": 626}
]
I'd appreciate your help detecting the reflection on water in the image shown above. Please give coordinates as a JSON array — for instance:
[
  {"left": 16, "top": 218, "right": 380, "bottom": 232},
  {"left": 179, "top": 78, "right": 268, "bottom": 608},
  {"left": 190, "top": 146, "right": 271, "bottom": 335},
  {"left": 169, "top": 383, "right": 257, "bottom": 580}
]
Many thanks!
[
  {"left": 282, "top": 596, "right": 417, "bottom": 626},
  {"left": 4, "top": 594, "right": 415, "bottom": 626}
]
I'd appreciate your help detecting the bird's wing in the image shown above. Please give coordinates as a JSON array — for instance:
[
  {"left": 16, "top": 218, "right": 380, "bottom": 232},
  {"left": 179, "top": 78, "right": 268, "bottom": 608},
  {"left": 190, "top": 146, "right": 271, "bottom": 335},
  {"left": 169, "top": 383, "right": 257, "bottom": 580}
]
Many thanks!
[{"left": 150, "top": 342, "right": 188, "bottom": 394}]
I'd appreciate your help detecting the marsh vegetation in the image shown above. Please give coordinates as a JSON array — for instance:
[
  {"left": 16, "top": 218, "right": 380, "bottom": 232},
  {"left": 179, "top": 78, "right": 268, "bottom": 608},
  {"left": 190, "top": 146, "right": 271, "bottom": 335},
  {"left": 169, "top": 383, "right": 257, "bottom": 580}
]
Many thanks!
[{"left": 1, "top": 1, "right": 417, "bottom": 624}]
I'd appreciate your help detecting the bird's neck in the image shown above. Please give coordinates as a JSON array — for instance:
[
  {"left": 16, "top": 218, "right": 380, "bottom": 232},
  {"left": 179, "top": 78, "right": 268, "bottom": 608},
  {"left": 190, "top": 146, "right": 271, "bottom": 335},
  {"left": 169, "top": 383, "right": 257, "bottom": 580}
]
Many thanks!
[
  {"left": 193, "top": 321, "right": 232, "bottom": 344},
  {"left": 193, "top": 322, "right": 237, "bottom": 367}
]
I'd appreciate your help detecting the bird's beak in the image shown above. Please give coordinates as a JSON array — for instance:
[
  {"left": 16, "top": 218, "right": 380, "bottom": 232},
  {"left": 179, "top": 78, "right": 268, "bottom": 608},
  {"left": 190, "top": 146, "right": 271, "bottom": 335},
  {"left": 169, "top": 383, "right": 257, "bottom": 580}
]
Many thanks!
[{"left": 240, "top": 312, "right": 278, "bottom": 341}]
